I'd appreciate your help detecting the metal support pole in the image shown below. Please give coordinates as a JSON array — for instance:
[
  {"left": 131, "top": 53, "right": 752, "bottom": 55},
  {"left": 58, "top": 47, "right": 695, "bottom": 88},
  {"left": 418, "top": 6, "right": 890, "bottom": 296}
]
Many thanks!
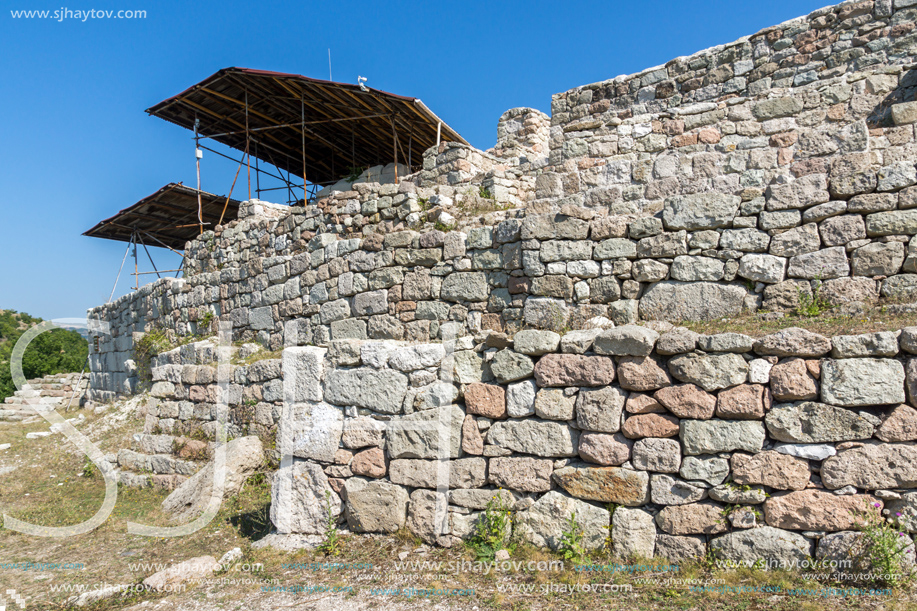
[
  {"left": 391, "top": 117, "right": 399, "bottom": 185},
  {"left": 299, "top": 94, "right": 309, "bottom": 206},
  {"left": 255, "top": 141, "right": 260, "bottom": 199},
  {"left": 436, "top": 121, "right": 442, "bottom": 146},
  {"left": 194, "top": 117, "right": 203, "bottom": 235},
  {"left": 132, "top": 232, "right": 139, "bottom": 290},
  {"left": 245, "top": 90, "right": 251, "bottom": 202}
]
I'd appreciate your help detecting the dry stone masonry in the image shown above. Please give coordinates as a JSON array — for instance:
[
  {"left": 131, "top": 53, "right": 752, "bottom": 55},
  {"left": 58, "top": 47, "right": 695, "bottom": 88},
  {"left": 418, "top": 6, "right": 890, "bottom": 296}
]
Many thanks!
[{"left": 85, "top": 0, "right": 917, "bottom": 564}]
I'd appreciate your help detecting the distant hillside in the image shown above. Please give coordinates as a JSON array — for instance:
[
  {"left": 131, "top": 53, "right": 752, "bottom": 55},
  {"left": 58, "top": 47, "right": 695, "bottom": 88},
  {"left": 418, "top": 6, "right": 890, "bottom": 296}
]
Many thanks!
[{"left": 0, "top": 310, "right": 88, "bottom": 402}]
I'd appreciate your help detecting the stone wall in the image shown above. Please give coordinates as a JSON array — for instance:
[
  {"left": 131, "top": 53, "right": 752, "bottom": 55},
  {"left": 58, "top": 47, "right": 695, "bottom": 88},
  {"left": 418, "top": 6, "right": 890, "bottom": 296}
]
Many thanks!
[{"left": 273, "top": 324, "right": 917, "bottom": 565}]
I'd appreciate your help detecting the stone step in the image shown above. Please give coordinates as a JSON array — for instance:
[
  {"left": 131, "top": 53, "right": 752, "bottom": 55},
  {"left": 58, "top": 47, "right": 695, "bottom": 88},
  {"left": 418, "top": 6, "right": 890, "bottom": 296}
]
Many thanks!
[
  {"left": 117, "top": 448, "right": 204, "bottom": 477},
  {"left": 131, "top": 433, "right": 213, "bottom": 460},
  {"left": 118, "top": 471, "right": 187, "bottom": 491}
]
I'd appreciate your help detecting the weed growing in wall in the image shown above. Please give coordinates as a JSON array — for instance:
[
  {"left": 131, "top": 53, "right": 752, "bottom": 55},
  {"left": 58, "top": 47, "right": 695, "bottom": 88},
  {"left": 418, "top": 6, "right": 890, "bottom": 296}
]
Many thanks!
[
  {"left": 132, "top": 328, "right": 172, "bottom": 390},
  {"left": 467, "top": 494, "right": 512, "bottom": 561},
  {"left": 559, "top": 511, "right": 586, "bottom": 564},
  {"left": 851, "top": 500, "right": 914, "bottom": 587}
]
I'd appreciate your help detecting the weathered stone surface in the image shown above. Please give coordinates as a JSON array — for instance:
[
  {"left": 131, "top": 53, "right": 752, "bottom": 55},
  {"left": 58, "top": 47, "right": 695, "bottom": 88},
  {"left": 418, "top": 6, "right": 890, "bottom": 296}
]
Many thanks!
[
  {"left": 670, "top": 256, "right": 725, "bottom": 282},
  {"left": 406, "top": 489, "right": 449, "bottom": 544},
  {"left": 852, "top": 242, "right": 905, "bottom": 276},
  {"left": 506, "top": 379, "right": 536, "bottom": 418},
  {"left": 286, "top": 401, "right": 344, "bottom": 463},
  {"left": 680, "top": 455, "right": 729, "bottom": 486},
  {"left": 269, "top": 459, "right": 338, "bottom": 534},
  {"left": 534, "top": 388, "right": 576, "bottom": 420},
  {"left": 709, "top": 485, "right": 767, "bottom": 505},
  {"left": 656, "top": 327, "right": 699, "bottom": 355},
  {"left": 578, "top": 432, "right": 632, "bottom": 466},
  {"left": 593, "top": 325, "right": 659, "bottom": 356},
  {"left": 680, "top": 419, "right": 766, "bottom": 455},
  {"left": 754, "top": 97, "right": 803, "bottom": 120},
  {"left": 488, "top": 456, "right": 553, "bottom": 492},
  {"left": 559, "top": 329, "right": 603, "bottom": 354},
  {"left": 552, "top": 465, "right": 650, "bottom": 505},
  {"left": 343, "top": 478, "right": 409, "bottom": 533},
  {"left": 769, "top": 223, "right": 821, "bottom": 257},
  {"left": 721, "top": 228, "right": 770, "bottom": 252},
  {"left": 655, "top": 384, "right": 716, "bottom": 419},
  {"left": 626, "top": 393, "right": 665, "bottom": 414},
  {"left": 487, "top": 419, "right": 579, "bottom": 457},
  {"left": 866, "top": 210, "right": 917, "bottom": 236},
  {"left": 513, "top": 330, "right": 561, "bottom": 356},
  {"left": 516, "top": 491, "right": 610, "bottom": 551},
  {"left": 639, "top": 282, "right": 746, "bottom": 322},
  {"left": 441, "top": 272, "right": 489, "bottom": 302},
  {"left": 534, "top": 353, "right": 615, "bottom": 387},
  {"left": 769, "top": 358, "right": 818, "bottom": 401},
  {"left": 637, "top": 231, "right": 687, "bottom": 257},
  {"left": 388, "top": 344, "right": 447, "bottom": 372},
  {"left": 877, "top": 404, "right": 917, "bottom": 442},
  {"left": 632, "top": 259, "right": 670, "bottom": 282},
  {"left": 342, "top": 416, "right": 386, "bottom": 449},
  {"left": 822, "top": 444, "right": 917, "bottom": 489},
  {"left": 612, "top": 507, "right": 657, "bottom": 559},
  {"left": 491, "top": 349, "right": 535, "bottom": 383},
  {"left": 453, "top": 350, "right": 486, "bottom": 384},
  {"left": 901, "top": 328, "right": 917, "bottom": 354},
  {"left": 663, "top": 193, "right": 740, "bottom": 230},
  {"left": 820, "top": 277, "right": 879, "bottom": 306},
  {"left": 351, "top": 447, "right": 387, "bottom": 478},
  {"left": 165, "top": 436, "right": 263, "bottom": 522},
  {"left": 633, "top": 437, "right": 682, "bottom": 473},
  {"left": 667, "top": 352, "right": 749, "bottom": 391},
  {"left": 820, "top": 214, "right": 866, "bottom": 246},
  {"left": 765, "top": 402, "right": 876, "bottom": 443},
  {"left": 523, "top": 297, "right": 570, "bottom": 330},
  {"left": 821, "top": 358, "right": 906, "bottom": 406},
  {"left": 389, "top": 458, "right": 486, "bottom": 489},
  {"left": 325, "top": 368, "right": 408, "bottom": 414},
  {"left": 655, "top": 534, "right": 706, "bottom": 561},
  {"left": 462, "top": 414, "right": 484, "bottom": 455},
  {"left": 284, "top": 346, "right": 326, "bottom": 402},
  {"left": 464, "top": 383, "right": 506, "bottom": 419},
  {"left": 832, "top": 332, "right": 900, "bottom": 358},
  {"left": 710, "top": 526, "right": 810, "bottom": 566},
  {"left": 575, "top": 385, "right": 626, "bottom": 433},
  {"left": 449, "top": 488, "right": 515, "bottom": 511},
  {"left": 623, "top": 413, "right": 680, "bottom": 439},
  {"left": 764, "top": 491, "right": 880, "bottom": 531},
  {"left": 697, "top": 333, "right": 755, "bottom": 353},
  {"left": 716, "top": 384, "right": 767, "bottom": 419},
  {"left": 738, "top": 254, "right": 786, "bottom": 284},
  {"left": 617, "top": 356, "right": 672, "bottom": 391},
  {"left": 753, "top": 328, "right": 832, "bottom": 357},
  {"left": 651, "top": 474, "right": 708, "bottom": 505},
  {"left": 731, "top": 451, "right": 810, "bottom": 491},
  {"left": 386, "top": 405, "right": 464, "bottom": 459},
  {"left": 656, "top": 502, "right": 728, "bottom": 535},
  {"left": 787, "top": 247, "right": 850, "bottom": 279}
]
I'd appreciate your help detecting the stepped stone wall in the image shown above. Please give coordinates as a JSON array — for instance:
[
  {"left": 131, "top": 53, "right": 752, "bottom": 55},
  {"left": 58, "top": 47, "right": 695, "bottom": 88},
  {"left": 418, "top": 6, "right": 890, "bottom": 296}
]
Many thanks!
[{"left": 82, "top": 0, "right": 917, "bottom": 561}]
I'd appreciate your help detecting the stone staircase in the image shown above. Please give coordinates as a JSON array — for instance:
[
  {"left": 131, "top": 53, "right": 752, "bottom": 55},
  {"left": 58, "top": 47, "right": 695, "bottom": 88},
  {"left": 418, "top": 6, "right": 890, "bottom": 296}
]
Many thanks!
[
  {"left": 112, "top": 433, "right": 212, "bottom": 490},
  {"left": 1, "top": 372, "right": 88, "bottom": 422}
]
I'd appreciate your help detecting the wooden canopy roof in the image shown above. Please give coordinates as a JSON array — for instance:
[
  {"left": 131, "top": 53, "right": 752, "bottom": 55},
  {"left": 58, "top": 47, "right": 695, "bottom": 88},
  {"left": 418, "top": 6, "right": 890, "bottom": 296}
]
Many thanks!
[
  {"left": 146, "top": 67, "right": 468, "bottom": 187},
  {"left": 83, "top": 183, "right": 241, "bottom": 250}
]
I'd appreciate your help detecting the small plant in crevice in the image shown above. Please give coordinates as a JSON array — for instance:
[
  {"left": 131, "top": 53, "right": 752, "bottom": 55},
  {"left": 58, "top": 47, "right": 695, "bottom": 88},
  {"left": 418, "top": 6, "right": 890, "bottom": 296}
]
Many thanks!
[
  {"left": 851, "top": 500, "right": 914, "bottom": 587},
  {"left": 343, "top": 166, "right": 365, "bottom": 182},
  {"left": 467, "top": 493, "right": 512, "bottom": 561},
  {"left": 478, "top": 185, "right": 494, "bottom": 200},
  {"left": 316, "top": 490, "right": 343, "bottom": 557},
  {"left": 794, "top": 274, "right": 831, "bottom": 318},
  {"left": 559, "top": 511, "right": 587, "bottom": 564}
]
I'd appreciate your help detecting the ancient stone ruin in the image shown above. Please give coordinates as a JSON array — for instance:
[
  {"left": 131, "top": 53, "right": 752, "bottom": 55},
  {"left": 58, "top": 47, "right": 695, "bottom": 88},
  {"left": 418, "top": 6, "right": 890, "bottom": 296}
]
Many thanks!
[{"left": 86, "top": 0, "right": 917, "bottom": 565}]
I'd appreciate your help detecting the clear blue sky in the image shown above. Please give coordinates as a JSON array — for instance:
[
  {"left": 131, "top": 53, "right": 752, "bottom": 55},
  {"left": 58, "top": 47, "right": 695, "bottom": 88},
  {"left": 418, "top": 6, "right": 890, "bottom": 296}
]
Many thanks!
[{"left": 0, "top": 0, "right": 829, "bottom": 321}]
